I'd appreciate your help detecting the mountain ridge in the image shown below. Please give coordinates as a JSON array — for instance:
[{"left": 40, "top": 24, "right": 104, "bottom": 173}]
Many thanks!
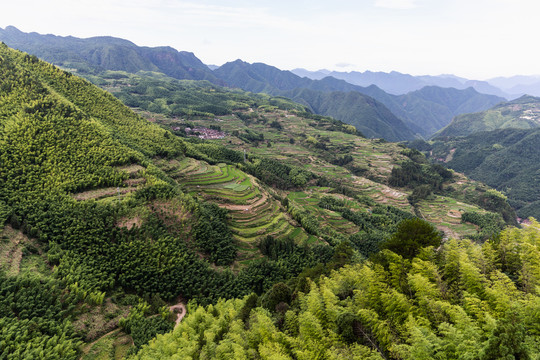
[
  {"left": 0, "top": 25, "right": 221, "bottom": 83},
  {"left": 292, "top": 67, "right": 512, "bottom": 98},
  {"left": 1, "top": 26, "right": 505, "bottom": 140}
]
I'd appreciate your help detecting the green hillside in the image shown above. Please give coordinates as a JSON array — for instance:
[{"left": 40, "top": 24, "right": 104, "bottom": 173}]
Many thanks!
[
  {"left": 371, "top": 86, "right": 505, "bottom": 138},
  {"left": 132, "top": 223, "right": 540, "bottom": 360},
  {"left": 415, "top": 127, "right": 540, "bottom": 219},
  {"left": 283, "top": 88, "right": 414, "bottom": 141},
  {"left": 214, "top": 60, "right": 417, "bottom": 141},
  {"left": 0, "top": 43, "right": 527, "bottom": 359},
  {"left": 0, "top": 44, "right": 331, "bottom": 358},
  {"left": 0, "top": 25, "right": 220, "bottom": 82},
  {"left": 434, "top": 95, "right": 540, "bottom": 138},
  {"left": 1, "top": 27, "right": 506, "bottom": 141}
]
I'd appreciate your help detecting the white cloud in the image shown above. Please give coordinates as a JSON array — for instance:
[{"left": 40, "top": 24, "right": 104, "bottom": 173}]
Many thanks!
[
  {"left": 374, "top": 0, "right": 418, "bottom": 9},
  {"left": 335, "top": 62, "right": 355, "bottom": 68}
]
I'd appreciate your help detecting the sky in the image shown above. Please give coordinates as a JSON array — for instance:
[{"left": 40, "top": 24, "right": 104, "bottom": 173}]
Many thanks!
[{"left": 2, "top": 0, "right": 540, "bottom": 79}]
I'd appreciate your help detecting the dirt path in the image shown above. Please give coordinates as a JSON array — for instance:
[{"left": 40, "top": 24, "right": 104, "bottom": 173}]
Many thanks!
[
  {"left": 170, "top": 303, "right": 186, "bottom": 328},
  {"left": 80, "top": 302, "right": 186, "bottom": 358},
  {"left": 438, "top": 225, "right": 460, "bottom": 240},
  {"left": 80, "top": 329, "right": 122, "bottom": 358}
]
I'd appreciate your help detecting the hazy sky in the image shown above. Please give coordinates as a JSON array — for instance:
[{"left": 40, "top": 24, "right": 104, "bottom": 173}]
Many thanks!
[{"left": 2, "top": 0, "right": 540, "bottom": 79}]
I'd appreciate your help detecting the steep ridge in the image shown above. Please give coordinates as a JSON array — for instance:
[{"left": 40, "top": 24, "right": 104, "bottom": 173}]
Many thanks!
[
  {"left": 378, "top": 86, "right": 505, "bottom": 137},
  {"left": 217, "top": 60, "right": 503, "bottom": 138},
  {"left": 214, "top": 60, "right": 416, "bottom": 141}
]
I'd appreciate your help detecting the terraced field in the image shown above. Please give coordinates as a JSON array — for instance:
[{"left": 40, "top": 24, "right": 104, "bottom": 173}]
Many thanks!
[
  {"left": 71, "top": 165, "right": 146, "bottom": 202},
  {"left": 417, "top": 195, "right": 486, "bottom": 239},
  {"left": 156, "top": 158, "right": 313, "bottom": 265},
  {"left": 145, "top": 109, "right": 509, "bottom": 245},
  {"left": 287, "top": 191, "right": 360, "bottom": 237},
  {"left": 352, "top": 177, "right": 413, "bottom": 210},
  {"left": 0, "top": 226, "right": 48, "bottom": 277}
]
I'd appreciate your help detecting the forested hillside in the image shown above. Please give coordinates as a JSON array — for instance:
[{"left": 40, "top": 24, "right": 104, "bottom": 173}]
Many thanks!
[
  {"left": 0, "top": 44, "right": 336, "bottom": 358},
  {"left": 414, "top": 127, "right": 540, "bottom": 220},
  {"left": 0, "top": 43, "right": 529, "bottom": 359},
  {"left": 215, "top": 60, "right": 503, "bottom": 138},
  {"left": 133, "top": 223, "right": 540, "bottom": 359},
  {"left": 0, "top": 25, "right": 219, "bottom": 82},
  {"left": 1, "top": 26, "right": 504, "bottom": 141},
  {"left": 214, "top": 60, "right": 416, "bottom": 141},
  {"left": 435, "top": 95, "right": 540, "bottom": 138},
  {"left": 361, "top": 86, "right": 505, "bottom": 138},
  {"left": 410, "top": 95, "right": 540, "bottom": 220}
]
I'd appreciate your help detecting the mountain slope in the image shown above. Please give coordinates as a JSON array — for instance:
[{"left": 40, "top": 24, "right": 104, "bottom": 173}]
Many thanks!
[
  {"left": 0, "top": 43, "right": 523, "bottom": 358},
  {"left": 132, "top": 223, "right": 540, "bottom": 360},
  {"left": 219, "top": 60, "right": 503, "bottom": 138},
  {"left": 389, "top": 86, "right": 504, "bottom": 137},
  {"left": 0, "top": 25, "right": 220, "bottom": 82},
  {"left": 435, "top": 95, "right": 540, "bottom": 138},
  {"left": 215, "top": 60, "right": 416, "bottom": 141},
  {"left": 283, "top": 88, "right": 414, "bottom": 140},
  {"left": 419, "top": 127, "right": 540, "bottom": 219},
  {"left": 1, "top": 26, "right": 505, "bottom": 140}
]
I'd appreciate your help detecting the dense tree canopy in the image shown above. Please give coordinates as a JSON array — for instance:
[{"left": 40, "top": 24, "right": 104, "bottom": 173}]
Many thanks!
[{"left": 133, "top": 222, "right": 540, "bottom": 359}]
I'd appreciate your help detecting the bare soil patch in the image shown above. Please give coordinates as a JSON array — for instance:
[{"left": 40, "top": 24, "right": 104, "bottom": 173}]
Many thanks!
[{"left": 116, "top": 216, "right": 143, "bottom": 230}]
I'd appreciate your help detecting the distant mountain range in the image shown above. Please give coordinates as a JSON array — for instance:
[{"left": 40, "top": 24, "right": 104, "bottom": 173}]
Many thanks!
[
  {"left": 214, "top": 60, "right": 504, "bottom": 139},
  {"left": 356, "top": 85, "right": 505, "bottom": 138},
  {"left": 292, "top": 68, "right": 537, "bottom": 99},
  {"left": 213, "top": 60, "right": 415, "bottom": 140},
  {"left": 0, "top": 25, "right": 512, "bottom": 141}
]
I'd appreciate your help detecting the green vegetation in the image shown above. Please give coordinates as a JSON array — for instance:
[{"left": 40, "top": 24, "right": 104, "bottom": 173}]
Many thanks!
[
  {"left": 212, "top": 60, "right": 416, "bottom": 141},
  {"left": 93, "top": 70, "right": 307, "bottom": 119},
  {"left": 414, "top": 126, "right": 540, "bottom": 219},
  {"left": 0, "top": 44, "right": 337, "bottom": 357},
  {"left": 435, "top": 95, "right": 540, "bottom": 138},
  {"left": 379, "top": 218, "right": 442, "bottom": 259},
  {"left": 132, "top": 223, "right": 540, "bottom": 359},
  {"left": 0, "top": 25, "right": 220, "bottom": 82},
  {"left": 0, "top": 42, "right": 530, "bottom": 359},
  {"left": 283, "top": 88, "right": 416, "bottom": 141},
  {"left": 378, "top": 86, "right": 504, "bottom": 138}
]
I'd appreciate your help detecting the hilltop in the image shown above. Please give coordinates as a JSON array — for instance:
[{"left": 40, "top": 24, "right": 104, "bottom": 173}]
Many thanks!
[{"left": 0, "top": 25, "right": 219, "bottom": 82}]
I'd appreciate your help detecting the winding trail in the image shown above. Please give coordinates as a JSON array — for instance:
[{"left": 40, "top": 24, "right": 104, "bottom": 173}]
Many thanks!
[{"left": 169, "top": 302, "right": 187, "bottom": 328}]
